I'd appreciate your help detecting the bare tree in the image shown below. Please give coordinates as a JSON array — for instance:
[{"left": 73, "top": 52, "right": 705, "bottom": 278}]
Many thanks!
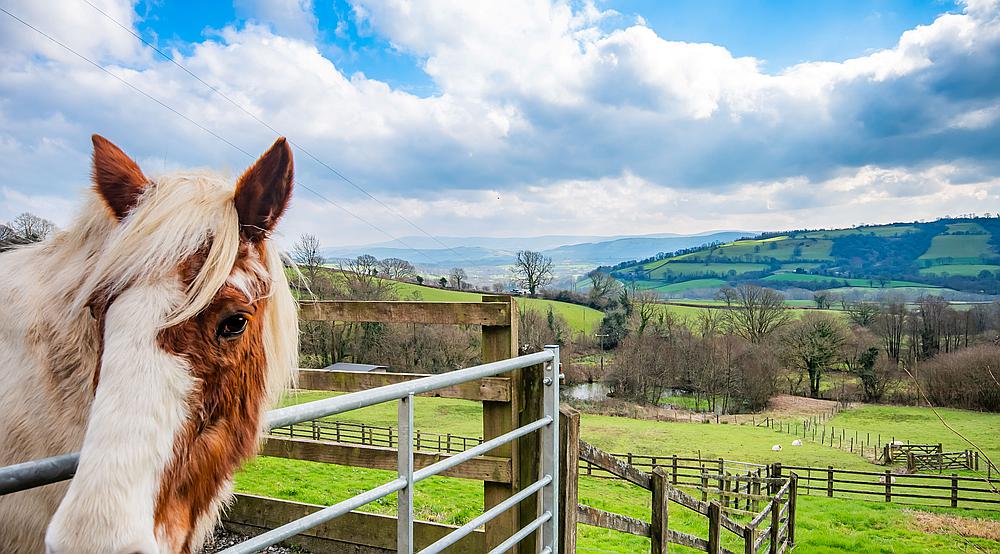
[
  {"left": 449, "top": 267, "right": 467, "bottom": 290},
  {"left": 625, "top": 288, "right": 659, "bottom": 335},
  {"left": 353, "top": 254, "right": 380, "bottom": 276},
  {"left": 718, "top": 284, "right": 791, "bottom": 343},
  {"left": 379, "top": 257, "right": 416, "bottom": 281},
  {"left": 491, "top": 282, "right": 505, "bottom": 293},
  {"left": 843, "top": 300, "right": 880, "bottom": 328},
  {"left": 341, "top": 255, "right": 394, "bottom": 300},
  {"left": 588, "top": 270, "right": 621, "bottom": 307},
  {"left": 782, "top": 313, "right": 846, "bottom": 398},
  {"left": 291, "top": 233, "right": 325, "bottom": 285},
  {"left": 8, "top": 212, "right": 55, "bottom": 242},
  {"left": 874, "top": 297, "right": 907, "bottom": 365},
  {"left": 812, "top": 291, "right": 831, "bottom": 309},
  {"left": 512, "top": 250, "right": 553, "bottom": 296}
]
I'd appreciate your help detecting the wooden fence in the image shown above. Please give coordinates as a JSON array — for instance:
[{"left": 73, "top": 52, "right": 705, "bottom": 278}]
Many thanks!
[
  {"left": 221, "top": 296, "right": 573, "bottom": 553},
  {"left": 577, "top": 454, "right": 1000, "bottom": 511},
  {"left": 567, "top": 433, "right": 797, "bottom": 554},
  {"left": 907, "top": 450, "right": 978, "bottom": 473},
  {"left": 269, "top": 420, "right": 482, "bottom": 454}
]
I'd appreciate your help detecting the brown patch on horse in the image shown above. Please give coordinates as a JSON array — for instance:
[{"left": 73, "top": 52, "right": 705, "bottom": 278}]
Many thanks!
[
  {"left": 91, "top": 135, "right": 149, "bottom": 220},
  {"left": 153, "top": 242, "right": 272, "bottom": 552}
]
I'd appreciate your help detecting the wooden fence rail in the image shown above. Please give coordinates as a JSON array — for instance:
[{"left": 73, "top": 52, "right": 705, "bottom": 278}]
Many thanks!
[
  {"left": 269, "top": 419, "right": 483, "bottom": 454},
  {"left": 907, "top": 450, "right": 977, "bottom": 473},
  {"left": 578, "top": 453, "right": 1000, "bottom": 511},
  {"left": 572, "top": 439, "right": 797, "bottom": 554}
]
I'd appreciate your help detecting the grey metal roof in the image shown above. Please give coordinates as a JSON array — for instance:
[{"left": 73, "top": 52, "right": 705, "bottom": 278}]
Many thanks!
[{"left": 321, "top": 362, "right": 388, "bottom": 372}]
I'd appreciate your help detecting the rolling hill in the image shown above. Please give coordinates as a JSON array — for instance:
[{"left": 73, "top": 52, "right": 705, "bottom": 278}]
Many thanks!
[
  {"left": 606, "top": 217, "right": 1000, "bottom": 300},
  {"left": 321, "top": 230, "right": 750, "bottom": 282}
]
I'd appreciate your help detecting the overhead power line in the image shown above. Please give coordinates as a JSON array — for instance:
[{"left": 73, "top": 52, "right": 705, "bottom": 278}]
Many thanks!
[
  {"left": 79, "top": 0, "right": 464, "bottom": 259},
  {"left": 0, "top": 5, "right": 443, "bottom": 265}
]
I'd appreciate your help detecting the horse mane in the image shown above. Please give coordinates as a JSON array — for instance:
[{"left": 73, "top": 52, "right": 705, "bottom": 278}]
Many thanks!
[{"left": 48, "top": 170, "right": 296, "bottom": 401}]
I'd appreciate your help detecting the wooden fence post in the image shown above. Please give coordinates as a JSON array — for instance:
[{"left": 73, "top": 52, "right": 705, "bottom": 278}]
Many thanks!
[
  {"left": 707, "top": 501, "right": 721, "bottom": 554},
  {"left": 951, "top": 474, "right": 959, "bottom": 508},
  {"left": 672, "top": 455, "right": 678, "bottom": 485},
  {"left": 788, "top": 474, "right": 798, "bottom": 546},
  {"left": 558, "top": 406, "right": 580, "bottom": 554},
  {"left": 743, "top": 523, "right": 755, "bottom": 554},
  {"left": 769, "top": 498, "right": 780, "bottom": 554},
  {"left": 884, "top": 470, "right": 892, "bottom": 503},
  {"left": 651, "top": 468, "right": 669, "bottom": 554},
  {"left": 827, "top": 466, "right": 834, "bottom": 498},
  {"left": 481, "top": 295, "right": 522, "bottom": 554}
]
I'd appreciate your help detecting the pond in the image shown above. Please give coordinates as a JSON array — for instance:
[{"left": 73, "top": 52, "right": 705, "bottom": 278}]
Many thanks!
[{"left": 562, "top": 382, "right": 612, "bottom": 401}]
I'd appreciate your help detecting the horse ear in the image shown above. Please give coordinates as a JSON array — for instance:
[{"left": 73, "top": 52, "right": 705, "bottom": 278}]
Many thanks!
[
  {"left": 91, "top": 135, "right": 149, "bottom": 220},
  {"left": 235, "top": 137, "right": 293, "bottom": 242}
]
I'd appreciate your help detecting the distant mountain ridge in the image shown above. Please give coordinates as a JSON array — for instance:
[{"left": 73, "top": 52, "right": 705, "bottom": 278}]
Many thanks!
[{"left": 322, "top": 231, "right": 751, "bottom": 269}]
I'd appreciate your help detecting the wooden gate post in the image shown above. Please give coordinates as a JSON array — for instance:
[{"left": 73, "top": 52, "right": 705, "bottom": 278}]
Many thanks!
[
  {"left": 558, "top": 406, "right": 580, "bottom": 554},
  {"left": 481, "top": 295, "right": 522, "bottom": 553},
  {"left": 651, "top": 468, "right": 670, "bottom": 554},
  {"left": 707, "top": 502, "right": 721, "bottom": 554},
  {"left": 788, "top": 474, "right": 798, "bottom": 546}
]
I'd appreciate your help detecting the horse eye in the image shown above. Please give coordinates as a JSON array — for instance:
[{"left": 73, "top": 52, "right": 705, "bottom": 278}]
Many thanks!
[{"left": 217, "top": 314, "right": 248, "bottom": 339}]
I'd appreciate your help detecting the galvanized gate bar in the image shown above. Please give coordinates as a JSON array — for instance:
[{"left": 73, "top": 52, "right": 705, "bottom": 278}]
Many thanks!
[
  {"left": 487, "top": 511, "right": 553, "bottom": 554},
  {"left": 0, "top": 452, "right": 77, "bottom": 495},
  {"left": 398, "top": 393, "right": 415, "bottom": 554},
  {"left": 412, "top": 416, "right": 552, "bottom": 483},
  {"left": 417, "top": 475, "right": 554, "bottom": 554},
  {"left": 1, "top": 347, "right": 562, "bottom": 554},
  {"left": 217, "top": 477, "right": 408, "bottom": 554},
  {"left": 266, "top": 351, "right": 554, "bottom": 429},
  {"left": 542, "top": 345, "right": 560, "bottom": 554}
]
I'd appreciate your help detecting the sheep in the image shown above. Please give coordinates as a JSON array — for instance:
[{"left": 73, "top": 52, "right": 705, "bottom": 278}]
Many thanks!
[
  {"left": 772, "top": 444, "right": 782, "bottom": 451},
  {"left": 878, "top": 474, "right": 897, "bottom": 484},
  {"left": 791, "top": 439, "right": 802, "bottom": 446}
]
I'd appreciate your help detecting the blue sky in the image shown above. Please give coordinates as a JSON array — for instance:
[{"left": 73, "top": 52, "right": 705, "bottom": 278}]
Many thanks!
[{"left": 1, "top": 0, "right": 998, "bottom": 247}]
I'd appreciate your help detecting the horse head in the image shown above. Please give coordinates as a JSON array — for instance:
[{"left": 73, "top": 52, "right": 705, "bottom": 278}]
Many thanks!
[{"left": 43, "top": 136, "right": 298, "bottom": 553}]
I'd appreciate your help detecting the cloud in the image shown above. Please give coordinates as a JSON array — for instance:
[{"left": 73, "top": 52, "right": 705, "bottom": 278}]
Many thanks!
[
  {"left": 0, "top": 0, "right": 998, "bottom": 247},
  {"left": 234, "top": 0, "right": 319, "bottom": 42}
]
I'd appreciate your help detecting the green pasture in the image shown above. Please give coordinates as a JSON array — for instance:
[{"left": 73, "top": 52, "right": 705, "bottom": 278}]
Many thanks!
[
  {"left": 920, "top": 233, "right": 996, "bottom": 260},
  {"left": 760, "top": 273, "right": 934, "bottom": 288},
  {"left": 392, "top": 282, "right": 603, "bottom": 335},
  {"left": 944, "top": 222, "right": 989, "bottom": 234},
  {"left": 648, "top": 262, "right": 769, "bottom": 279},
  {"left": 826, "top": 405, "right": 1000, "bottom": 465},
  {"left": 802, "top": 224, "right": 919, "bottom": 239},
  {"left": 665, "top": 236, "right": 833, "bottom": 263},
  {"left": 918, "top": 263, "right": 1000, "bottom": 277},
  {"left": 638, "top": 278, "right": 729, "bottom": 294},
  {"left": 779, "top": 262, "right": 824, "bottom": 271},
  {"left": 239, "top": 395, "right": 1000, "bottom": 552}
]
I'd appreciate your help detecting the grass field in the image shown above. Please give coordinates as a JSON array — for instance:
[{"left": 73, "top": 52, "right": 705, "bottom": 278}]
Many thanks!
[
  {"left": 920, "top": 233, "right": 996, "bottom": 260},
  {"left": 638, "top": 278, "right": 729, "bottom": 294},
  {"left": 802, "top": 224, "right": 919, "bottom": 238},
  {"left": 918, "top": 263, "right": 1000, "bottom": 276},
  {"left": 237, "top": 394, "right": 1000, "bottom": 552},
  {"left": 760, "top": 273, "right": 934, "bottom": 288},
  {"left": 647, "top": 262, "right": 769, "bottom": 279},
  {"left": 825, "top": 405, "right": 1000, "bottom": 464},
  {"left": 392, "top": 281, "right": 604, "bottom": 335}
]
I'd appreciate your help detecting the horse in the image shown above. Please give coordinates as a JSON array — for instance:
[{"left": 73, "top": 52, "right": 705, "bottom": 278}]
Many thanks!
[{"left": 0, "top": 135, "right": 299, "bottom": 553}]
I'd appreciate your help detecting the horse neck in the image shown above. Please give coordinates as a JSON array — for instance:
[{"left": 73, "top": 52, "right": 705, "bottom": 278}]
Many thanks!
[{"left": 3, "top": 206, "right": 116, "bottom": 410}]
